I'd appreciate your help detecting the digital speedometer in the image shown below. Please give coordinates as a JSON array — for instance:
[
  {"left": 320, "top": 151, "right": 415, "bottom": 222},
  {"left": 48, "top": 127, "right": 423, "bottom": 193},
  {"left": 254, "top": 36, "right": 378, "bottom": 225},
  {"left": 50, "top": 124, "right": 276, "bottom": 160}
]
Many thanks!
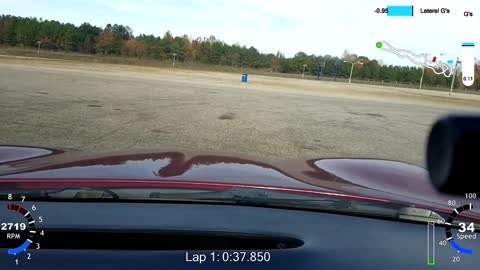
[
  {"left": 0, "top": 194, "right": 44, "bottom": 266},
  {"left": 445, "top": 203, "right": 476, "bottom": 254},
  {"left": 431, "top": 194, "right": 479, "bottom": 267}
]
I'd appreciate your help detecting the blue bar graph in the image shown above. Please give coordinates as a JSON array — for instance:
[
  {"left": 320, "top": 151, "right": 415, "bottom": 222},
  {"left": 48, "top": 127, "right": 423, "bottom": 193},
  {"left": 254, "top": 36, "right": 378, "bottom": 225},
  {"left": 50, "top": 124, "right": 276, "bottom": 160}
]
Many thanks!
[{"left": 387, "top": 6, "right": 414, "bottom": 16}]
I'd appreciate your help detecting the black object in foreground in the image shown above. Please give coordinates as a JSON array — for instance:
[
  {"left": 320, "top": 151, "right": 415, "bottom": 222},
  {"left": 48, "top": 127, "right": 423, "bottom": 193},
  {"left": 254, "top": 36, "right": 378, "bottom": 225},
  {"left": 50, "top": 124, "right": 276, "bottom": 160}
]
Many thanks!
[{"left": 427, "top": 114, "right": 480, "bottom": 195}]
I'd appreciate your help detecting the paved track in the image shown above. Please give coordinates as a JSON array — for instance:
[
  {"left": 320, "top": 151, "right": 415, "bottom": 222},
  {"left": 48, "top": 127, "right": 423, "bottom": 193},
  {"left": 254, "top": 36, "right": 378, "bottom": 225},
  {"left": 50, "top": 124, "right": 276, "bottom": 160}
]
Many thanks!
[{"left": 1, "top": 60, "right": 479, "bottom": 167}]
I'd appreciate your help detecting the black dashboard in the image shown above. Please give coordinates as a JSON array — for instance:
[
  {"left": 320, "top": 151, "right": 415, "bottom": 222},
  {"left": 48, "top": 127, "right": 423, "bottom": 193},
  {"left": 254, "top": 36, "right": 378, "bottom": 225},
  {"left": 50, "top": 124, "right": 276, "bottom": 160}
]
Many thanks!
[{"left": 0, "top": 201, "right": 478, "bottom": 269}]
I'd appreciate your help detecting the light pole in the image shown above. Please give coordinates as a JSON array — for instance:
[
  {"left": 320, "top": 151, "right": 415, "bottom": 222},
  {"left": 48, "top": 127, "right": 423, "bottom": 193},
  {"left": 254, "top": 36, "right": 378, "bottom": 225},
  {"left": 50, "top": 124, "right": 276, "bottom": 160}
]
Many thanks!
[
  {"left": 344, "top": 60, "right": 363, "bottom": 84},
  {"left": 419, "top": 67, "right": 425, "bottom": 89},
  {"left": 171, "top": 53, "right": 178, "bottom": 68},
  {"left": 302, "top": 64, "right": 308, "bottom": 78},
  {"left": 450, "top": 57, "right": 460, "bottom": 95},
  {"left": 36, "top": 41, "right": 42, "bottom": 54},
  {"left": 419, "top": 52, "right": 430, "bottom": 89}
]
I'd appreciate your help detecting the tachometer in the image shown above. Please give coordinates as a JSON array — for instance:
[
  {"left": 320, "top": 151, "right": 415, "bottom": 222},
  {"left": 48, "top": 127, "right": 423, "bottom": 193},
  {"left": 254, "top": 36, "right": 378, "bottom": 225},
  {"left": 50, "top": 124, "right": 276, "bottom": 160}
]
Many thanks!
[{"left": 0, "top": 194, "right": 44, "bottom": 266}]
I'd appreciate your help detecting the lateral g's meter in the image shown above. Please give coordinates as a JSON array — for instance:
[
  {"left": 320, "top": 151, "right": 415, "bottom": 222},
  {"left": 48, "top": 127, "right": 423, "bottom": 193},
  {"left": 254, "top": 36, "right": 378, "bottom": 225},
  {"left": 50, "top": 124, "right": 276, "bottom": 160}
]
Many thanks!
[
  {"left": 0, "top": 194, "right": 44, "bottom": 265},
  {"left": 373, "top": 5, "right": 413, "bottom": 16}
]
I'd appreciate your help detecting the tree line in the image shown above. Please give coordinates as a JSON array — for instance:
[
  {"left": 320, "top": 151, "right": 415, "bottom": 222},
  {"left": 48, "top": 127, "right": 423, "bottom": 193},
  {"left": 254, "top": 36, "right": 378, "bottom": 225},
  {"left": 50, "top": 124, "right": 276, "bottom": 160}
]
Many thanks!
[{"left": 0, "top": 14, "right": 478, "bottom": 90}]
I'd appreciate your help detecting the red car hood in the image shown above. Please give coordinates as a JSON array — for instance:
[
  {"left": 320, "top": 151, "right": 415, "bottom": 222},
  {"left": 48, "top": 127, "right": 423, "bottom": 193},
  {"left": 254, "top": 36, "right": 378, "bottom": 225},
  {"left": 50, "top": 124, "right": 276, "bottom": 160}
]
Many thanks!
[{"left": 0, "top": 145, "right": 476, "bottom": 217}]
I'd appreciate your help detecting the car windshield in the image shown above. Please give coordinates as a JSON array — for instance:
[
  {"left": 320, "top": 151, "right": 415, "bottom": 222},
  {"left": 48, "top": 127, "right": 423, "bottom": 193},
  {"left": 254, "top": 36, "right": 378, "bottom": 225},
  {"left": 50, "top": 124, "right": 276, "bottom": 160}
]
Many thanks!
[{"left": 0, "top": 0, "right": 479, "bottom": 217}]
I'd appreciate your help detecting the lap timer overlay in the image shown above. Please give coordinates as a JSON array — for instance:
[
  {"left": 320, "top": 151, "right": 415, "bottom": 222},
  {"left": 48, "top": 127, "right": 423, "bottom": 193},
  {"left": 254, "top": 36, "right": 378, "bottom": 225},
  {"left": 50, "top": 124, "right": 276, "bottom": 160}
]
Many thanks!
[{"left": 185, "top": 251, "right": 272, "bottom": 264}]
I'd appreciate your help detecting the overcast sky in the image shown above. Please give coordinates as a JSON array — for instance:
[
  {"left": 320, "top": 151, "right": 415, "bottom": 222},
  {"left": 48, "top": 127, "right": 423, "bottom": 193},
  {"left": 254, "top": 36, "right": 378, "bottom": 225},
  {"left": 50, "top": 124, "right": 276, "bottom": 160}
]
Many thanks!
[{"left": 1, "top": 0, "right": 479, "bottom": 65}]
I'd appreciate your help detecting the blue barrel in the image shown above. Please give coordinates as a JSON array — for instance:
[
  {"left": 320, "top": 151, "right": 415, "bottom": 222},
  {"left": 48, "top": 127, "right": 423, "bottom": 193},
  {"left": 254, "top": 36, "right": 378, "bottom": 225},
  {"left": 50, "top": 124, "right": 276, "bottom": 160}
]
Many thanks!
[{"left": 241, "top": 73, "right": 248, "bottom": 83}]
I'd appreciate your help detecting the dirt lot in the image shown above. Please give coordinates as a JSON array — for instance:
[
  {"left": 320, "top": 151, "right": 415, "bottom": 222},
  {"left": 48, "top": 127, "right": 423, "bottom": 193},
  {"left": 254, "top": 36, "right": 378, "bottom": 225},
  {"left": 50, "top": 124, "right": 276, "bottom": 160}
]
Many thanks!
[{"left": 1, "top": 56, "right": 480, "bottom": 167}]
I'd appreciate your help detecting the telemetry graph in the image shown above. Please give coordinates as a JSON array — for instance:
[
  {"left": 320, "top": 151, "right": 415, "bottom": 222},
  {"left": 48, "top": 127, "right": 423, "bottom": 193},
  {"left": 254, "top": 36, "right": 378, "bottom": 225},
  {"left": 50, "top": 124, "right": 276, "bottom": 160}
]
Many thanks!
[{"left": 376, "top": 41, "right": 453, "bottom": 78}]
